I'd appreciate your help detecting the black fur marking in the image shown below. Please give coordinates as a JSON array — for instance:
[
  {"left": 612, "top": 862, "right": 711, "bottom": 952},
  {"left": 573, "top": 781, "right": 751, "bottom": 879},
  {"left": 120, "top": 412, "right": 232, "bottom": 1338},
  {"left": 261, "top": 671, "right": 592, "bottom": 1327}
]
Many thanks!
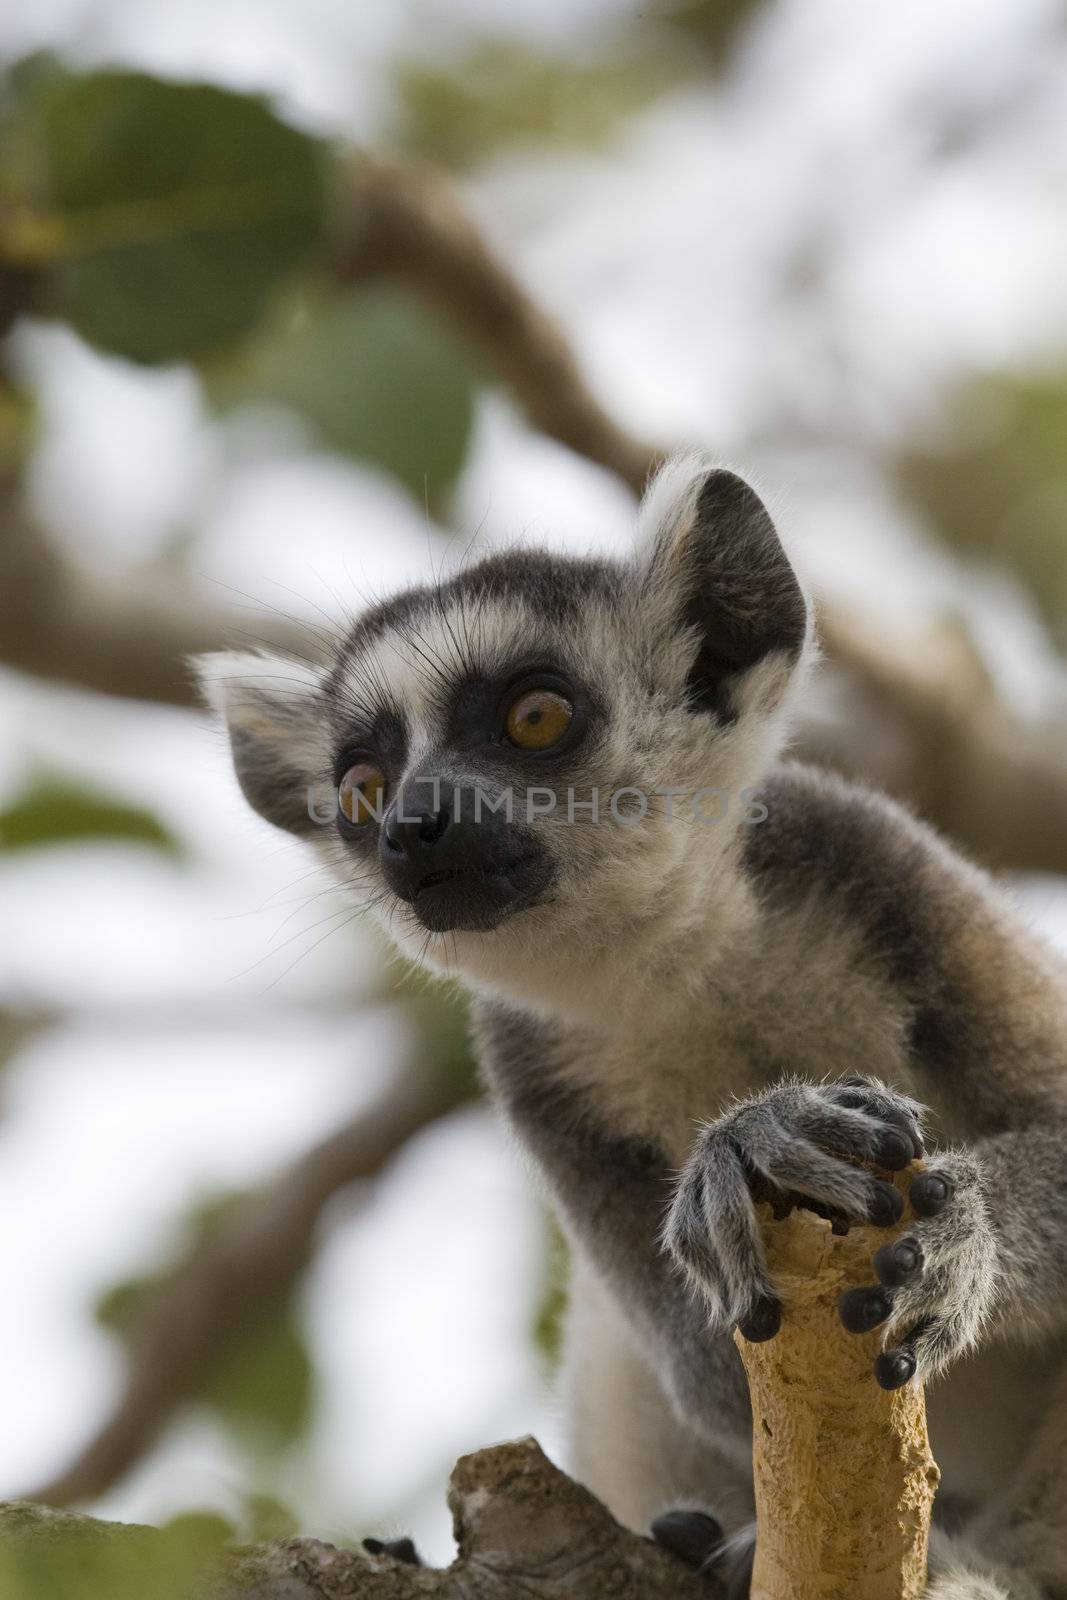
[
  {"left": 650, "top": 1509, "right": 724, "bottom": 1569},
  {"left": 333, "top": 704, "right": 408, "bottom": 780},
  {"left": 671, "top": 471, "right": 807, "bottom": 724},
  {"left": 335, "top": 550, "right": 623, "bottom": 670}
]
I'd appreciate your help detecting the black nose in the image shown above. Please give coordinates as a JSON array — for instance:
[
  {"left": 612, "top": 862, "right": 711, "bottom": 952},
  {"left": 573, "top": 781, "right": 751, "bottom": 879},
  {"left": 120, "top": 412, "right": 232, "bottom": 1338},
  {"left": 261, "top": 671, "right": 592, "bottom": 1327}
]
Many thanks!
[{"left": 382, "top": 797, "right": 451, "bottom": 859}]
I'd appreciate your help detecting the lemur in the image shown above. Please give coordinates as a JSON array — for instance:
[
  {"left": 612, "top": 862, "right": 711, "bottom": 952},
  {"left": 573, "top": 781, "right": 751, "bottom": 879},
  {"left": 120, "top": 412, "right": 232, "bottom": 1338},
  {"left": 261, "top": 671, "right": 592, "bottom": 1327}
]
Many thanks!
[{"left": 201, "top": 460, "right": 1067, "bottom": 1599}]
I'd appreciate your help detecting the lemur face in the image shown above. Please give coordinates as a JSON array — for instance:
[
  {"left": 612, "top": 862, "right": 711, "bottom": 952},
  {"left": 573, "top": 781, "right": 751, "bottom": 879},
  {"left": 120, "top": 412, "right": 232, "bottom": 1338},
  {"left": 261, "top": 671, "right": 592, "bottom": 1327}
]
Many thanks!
[{"left": 200, "top": 460, "right": 811, "bottom": 984}]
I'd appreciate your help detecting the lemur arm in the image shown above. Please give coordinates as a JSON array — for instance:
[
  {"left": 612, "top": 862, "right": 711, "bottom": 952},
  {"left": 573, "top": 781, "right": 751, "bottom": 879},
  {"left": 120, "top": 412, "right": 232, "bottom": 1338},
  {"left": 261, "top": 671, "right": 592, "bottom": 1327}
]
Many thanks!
[{"left": 474, "top": 1001, "right": 752, "bottom": 1440}]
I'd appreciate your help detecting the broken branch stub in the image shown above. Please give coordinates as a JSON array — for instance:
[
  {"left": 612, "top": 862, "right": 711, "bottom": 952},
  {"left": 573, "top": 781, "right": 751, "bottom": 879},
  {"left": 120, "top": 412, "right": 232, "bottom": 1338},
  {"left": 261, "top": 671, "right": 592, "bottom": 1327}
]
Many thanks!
[{"left": 734, "top": 1172, "right": 940, "bottom": 1600}]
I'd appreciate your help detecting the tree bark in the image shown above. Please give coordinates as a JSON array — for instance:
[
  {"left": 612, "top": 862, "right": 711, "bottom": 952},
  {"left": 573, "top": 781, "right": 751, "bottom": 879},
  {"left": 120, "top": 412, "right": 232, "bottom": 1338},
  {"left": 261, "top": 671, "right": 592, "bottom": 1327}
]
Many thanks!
[{"left": 735, "top": 1173, "right": 939, "bottom": 1600}]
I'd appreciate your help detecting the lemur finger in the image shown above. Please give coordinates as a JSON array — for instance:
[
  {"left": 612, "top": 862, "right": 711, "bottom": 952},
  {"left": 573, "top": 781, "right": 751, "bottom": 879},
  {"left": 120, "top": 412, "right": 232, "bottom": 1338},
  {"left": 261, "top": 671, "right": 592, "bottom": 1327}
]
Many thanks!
[
  {"left": 737, "top": 1294, "right": 782, "bottom": 1343},
  {"left": 827, "top": 1076, "right": 926, "bottom": 1159},
  {"left": 792, "top": 1098, "right": 913, "bottom": 1171},
  {"left": 363, "top": 1537, "right": 422, "bottom": 1567},
  {"left": 874, "top": 1317, "right": 940, "bottom": 1389},
  {"left": 839, "top": 1236, "right": 924, "bottom": 1334},
  {"left": 664, "top": 1142, "right": 777, "bottom": 1327},
  {"left": 750, "top": 1127, "right": 903, "bottom": 1226},
  {"left": 874, "top": 1344, "right": 918, "bottom": 1391},
  {"left": 839, "top": 1284, "right": 894, "bottom": 1333},
  {"left": 650, "top": 1509, "right": 724, "bottom": 1569},
  {"left": 874, "top": 1235, "right": 924, "bottom": 1287},
  {"left": 910, "top": 1169, "right": 955, "bottom": 1217}
]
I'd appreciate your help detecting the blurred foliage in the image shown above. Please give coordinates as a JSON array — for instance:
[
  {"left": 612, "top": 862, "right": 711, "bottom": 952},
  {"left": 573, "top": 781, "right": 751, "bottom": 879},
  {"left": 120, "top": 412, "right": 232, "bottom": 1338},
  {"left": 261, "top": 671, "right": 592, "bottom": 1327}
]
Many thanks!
[
  {"left": 97, "top": 1192, "right": 313, "bottom": 1455},
  {"left": 0, "top": 774, "right": 181, "bottom": 856},
  {"left": 403, "top": 986, "right": 481, "bottom": 1098},
  {"left": 532, "top": 1215, "right": 569, "bottom": 1370},
  {"left": 657, "top": 0, "right": 768, "bottom": 70},
  {"left": 0, "top": 1509, "right": 230, "bottom": 1600},
  {"left": 0, "top": 375, "right": 37, "bottom": 470},
  {"left": 0, "top": 55, "right": 328, "bottom": 362},
  {"left": 394, "top": 39, "right": 672, "bottom": 169},
  {"left": 898, "top": 374, "right": 1067, "bottom": 643},
  {"left": 214, "top": 287, "right": 479, "bottom": 503}
]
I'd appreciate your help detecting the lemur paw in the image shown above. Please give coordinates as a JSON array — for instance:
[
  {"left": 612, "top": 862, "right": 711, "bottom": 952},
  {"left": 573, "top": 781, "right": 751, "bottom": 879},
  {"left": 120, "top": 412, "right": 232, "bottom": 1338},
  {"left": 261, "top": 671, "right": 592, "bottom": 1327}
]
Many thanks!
[
  {"left": 839, "top": 1147, "right": 998, "bottom": 1386},
  {"left": 362, "top": 1535, "right": 422, "bottom": 1567},
  {"left": 650, "top": 1511, "right": 755, "bottom": 1595},
  {"left": 650, "top": 1509, "right": 723, "bottom": 1568},
  {"left": 663, "top": 1075, "right": 925, "bottom": 1337}
]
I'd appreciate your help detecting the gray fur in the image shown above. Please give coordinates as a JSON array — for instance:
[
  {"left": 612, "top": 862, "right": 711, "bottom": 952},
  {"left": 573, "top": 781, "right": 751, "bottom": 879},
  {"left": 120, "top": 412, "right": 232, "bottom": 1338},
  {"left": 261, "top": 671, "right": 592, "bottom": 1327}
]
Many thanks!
[{"left": 200, "top": 457, "right": 1067, "bottom": 1598}]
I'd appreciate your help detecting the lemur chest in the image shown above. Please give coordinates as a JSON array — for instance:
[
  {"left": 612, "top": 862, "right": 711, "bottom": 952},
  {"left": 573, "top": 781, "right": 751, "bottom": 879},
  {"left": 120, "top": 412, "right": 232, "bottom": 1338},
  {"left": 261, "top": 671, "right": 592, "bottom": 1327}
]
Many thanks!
[{"left": 567, "top": 958, "right": 912, "bottom": 1164}]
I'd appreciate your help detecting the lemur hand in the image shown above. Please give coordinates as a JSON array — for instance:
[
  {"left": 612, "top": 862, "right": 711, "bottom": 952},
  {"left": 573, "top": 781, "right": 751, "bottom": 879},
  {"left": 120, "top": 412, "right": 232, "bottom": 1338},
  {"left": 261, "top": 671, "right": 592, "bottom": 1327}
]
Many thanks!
[{"left": 663, "top": 1075, "right": 997, "bottom": 1385}]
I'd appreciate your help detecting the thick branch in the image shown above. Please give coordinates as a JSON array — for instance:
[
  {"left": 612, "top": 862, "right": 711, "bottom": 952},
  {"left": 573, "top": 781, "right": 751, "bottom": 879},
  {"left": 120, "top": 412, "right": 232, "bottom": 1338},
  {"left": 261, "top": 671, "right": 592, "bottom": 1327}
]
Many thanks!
[
  {"left": 0, "top": 502, "right": 312, "bottom": 707},
  {"left": 21, "top": 1059, "right": 475, "bottom": 1509},
  {"left": 2, "top": 1439, "right": 719, "bottom": 1600},
  {"left": 803, "top": 605, "right": 1067, "bottom": 874}
]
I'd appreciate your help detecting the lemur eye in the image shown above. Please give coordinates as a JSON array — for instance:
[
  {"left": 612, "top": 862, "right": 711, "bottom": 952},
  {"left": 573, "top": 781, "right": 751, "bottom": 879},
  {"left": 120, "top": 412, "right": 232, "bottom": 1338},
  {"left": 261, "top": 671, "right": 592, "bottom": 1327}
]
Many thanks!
[
  {"left": 505, "top": 688, "right": 573, "bottom": 751},
  {"left": 338, "top": 761, "right": 387, "bottom": 826}
]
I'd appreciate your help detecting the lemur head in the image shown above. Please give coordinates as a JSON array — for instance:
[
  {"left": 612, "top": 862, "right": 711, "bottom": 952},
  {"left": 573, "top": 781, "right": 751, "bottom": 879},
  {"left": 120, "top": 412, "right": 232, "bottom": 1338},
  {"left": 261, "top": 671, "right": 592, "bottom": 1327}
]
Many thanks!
[{"left": 199, "top": 460, "right": 812, "bottom": 1004}]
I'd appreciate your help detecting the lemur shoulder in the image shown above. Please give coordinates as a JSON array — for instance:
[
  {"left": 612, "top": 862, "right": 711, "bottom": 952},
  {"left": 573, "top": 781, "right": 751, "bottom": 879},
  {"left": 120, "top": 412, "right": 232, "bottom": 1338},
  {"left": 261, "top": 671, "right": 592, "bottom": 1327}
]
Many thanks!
[{"left": 202, "top": 459, "right": 1067, "bottom": 1600}]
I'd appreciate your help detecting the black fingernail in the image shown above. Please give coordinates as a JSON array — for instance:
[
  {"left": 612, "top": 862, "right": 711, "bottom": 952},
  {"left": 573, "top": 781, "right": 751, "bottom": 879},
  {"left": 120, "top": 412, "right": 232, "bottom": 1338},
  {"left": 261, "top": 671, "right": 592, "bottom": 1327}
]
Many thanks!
[
  {"left": 867, "top": 1179, "right": 905, "bottom": 1227},
  {"left": 839, "top": 1075, "right": 868, "bottom": 1090},
  {"left": 873, "top": 1236, "right": 923, "bottom": 1287},
  {"left": 363, "top": 1539, "right": 385, "bottom": 1556},
  {"left": 738, "top": 1295, "right": 781, "bottom": 1343},
  {"left": 874, "top": 1130, "right": 911, "bottom": 1171},
  {"left": 651, "top": 1510, "right": 724, "bottom": 1569},
  {"left": 839, "top": 1285, "right": 894, "bottom": 1333},
  {"left": 875, "top": 1349, "right": 917, "bottom": 1390},
  {"left": 889, "top": 1118, "right": 924, "bottom": 1162},
  {"left": 911, "top": 1172, "right": 953, "bottom": 1217}
]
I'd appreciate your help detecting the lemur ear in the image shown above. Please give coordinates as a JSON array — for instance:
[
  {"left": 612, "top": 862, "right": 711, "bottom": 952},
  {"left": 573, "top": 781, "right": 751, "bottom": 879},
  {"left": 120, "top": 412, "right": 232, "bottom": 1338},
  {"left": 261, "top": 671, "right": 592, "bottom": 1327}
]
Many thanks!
[
  {"left": 195, "top": 652, "right": 328, "bottom": 838},
  {"left": 639, "top": 460, "right": 810, "bottom": 722}
]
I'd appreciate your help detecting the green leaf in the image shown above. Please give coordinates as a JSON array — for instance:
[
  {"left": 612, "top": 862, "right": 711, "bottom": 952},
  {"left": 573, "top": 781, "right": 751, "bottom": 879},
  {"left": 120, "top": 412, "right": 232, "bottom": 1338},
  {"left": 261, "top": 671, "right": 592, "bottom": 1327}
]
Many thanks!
[
  {"left": 198, "top": 1303, "right": 313, "bottom": 1447},
  {"left": 532, "top": 1213, "right": 569, "bottom": 1369},
  {"left": 0, "top": 56, "right": 329, "bottom": 362},
  {"left": 395, "top": 39, "right": 671, "bottom": 169},
  {"left": 0, "top": 775, "right": 181, "bottom": 855},
  {"left": 0, "top": 1509, "right": 228, "bottom": 1600},
  {"left": 221, "top": 287, "right": 478, "bottom": 501}
]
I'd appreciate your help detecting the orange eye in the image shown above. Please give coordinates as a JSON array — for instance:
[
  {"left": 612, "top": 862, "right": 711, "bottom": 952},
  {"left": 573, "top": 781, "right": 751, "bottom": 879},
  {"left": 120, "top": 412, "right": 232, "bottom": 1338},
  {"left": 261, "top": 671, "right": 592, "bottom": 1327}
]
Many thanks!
[
  {"left": 505, "top": 688, "right": 573, "bottom": 751},
  {"left": 339, "top": 761, "right": 387, "bottom": 826}
]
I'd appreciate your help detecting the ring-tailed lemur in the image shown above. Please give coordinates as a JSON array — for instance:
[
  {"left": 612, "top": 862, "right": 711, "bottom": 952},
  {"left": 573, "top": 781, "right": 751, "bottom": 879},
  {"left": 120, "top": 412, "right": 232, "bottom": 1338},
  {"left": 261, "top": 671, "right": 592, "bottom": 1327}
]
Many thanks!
[{"left": 200, "top": 460, "right": 1067, "bottom": 1599}]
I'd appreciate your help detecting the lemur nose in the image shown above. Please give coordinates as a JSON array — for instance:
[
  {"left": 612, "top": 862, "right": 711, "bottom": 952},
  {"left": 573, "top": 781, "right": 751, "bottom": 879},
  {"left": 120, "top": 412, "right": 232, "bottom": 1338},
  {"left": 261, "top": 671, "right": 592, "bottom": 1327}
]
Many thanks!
[{"left": 382, "top": 792, "right": 451, "bottom": 858}]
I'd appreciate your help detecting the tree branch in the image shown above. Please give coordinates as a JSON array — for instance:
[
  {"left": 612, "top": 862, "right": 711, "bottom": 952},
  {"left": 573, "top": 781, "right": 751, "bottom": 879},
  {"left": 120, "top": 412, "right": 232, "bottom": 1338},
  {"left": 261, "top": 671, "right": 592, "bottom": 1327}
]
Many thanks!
[
  {"left": 20, "top": 1058, "right": 475, "bottom": 1509},
  {"left": 0, "top": 495, "right": 312, "bottom": 708},
  {"left": 332, "top": 154, "right": 664, "bottom": 496},
  {"left": 2, "top": 1439, "right": 720, "bottom": 1599}
]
